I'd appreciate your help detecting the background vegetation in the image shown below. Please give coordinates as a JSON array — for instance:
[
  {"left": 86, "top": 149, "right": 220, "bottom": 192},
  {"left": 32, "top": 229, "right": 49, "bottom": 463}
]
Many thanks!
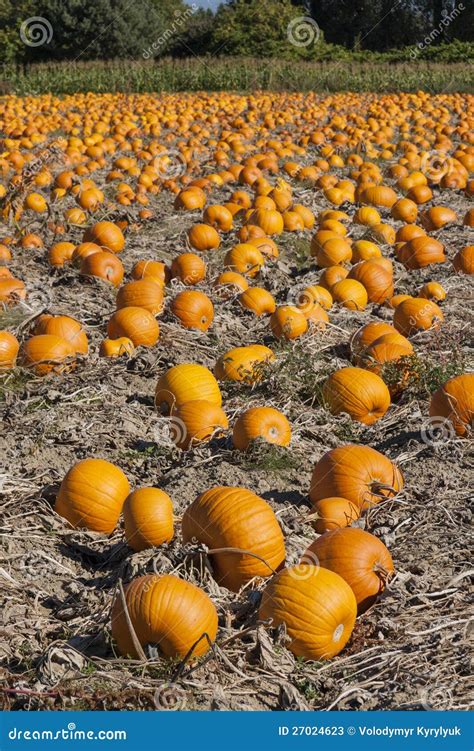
[{"left": 0, "top": 0, "right": 472, "bottom": 92}]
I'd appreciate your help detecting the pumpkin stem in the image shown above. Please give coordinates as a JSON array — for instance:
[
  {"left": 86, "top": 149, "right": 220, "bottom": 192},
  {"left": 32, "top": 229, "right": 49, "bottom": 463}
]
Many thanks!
[
  {"left": 116, "top": 578, "right": 147, "bottom": 662},
  {"left": 373, "top": 561, "right": 392, "bottom": 583}
]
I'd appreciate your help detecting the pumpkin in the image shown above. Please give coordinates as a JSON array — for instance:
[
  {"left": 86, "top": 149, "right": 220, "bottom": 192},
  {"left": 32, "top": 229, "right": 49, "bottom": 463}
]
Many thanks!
[
  {"left": 316, "top": 238, "right": 352, "bottom": 268},
  {"left": 331, "top": 279, "right": 368, "bottom": 310},
  {"left": 175, "top": 400, "right": 228, "bottom": 448},
  {"left": 187, "top": 223, "right": 221, "bottom": 252},
  {"left": 116, "top": 279, "right": 164, "bottom": 315},
  {"left": 303, "top": 528, "right": 394, "bottom": 613},
  {"left": 370, "top": 223, "right": 395, "bottom": 245},
  {"left": 72, "top": 242, "right": 102, "bottom": 265},
  {"left": 0, "top": 331, "right": 19, "bottom": 369},
  {"left": 247, "top": 236, "right": 279, "bottom": 259},
  {"left": 20, "top": 334, "right": 75, "bottom": 375},
  {"left": 312, "top": 497, "right": 360, "bottom": 534},
  {"left": 111, "top": 574, "right": 218, "bottom": 659},
  {"left": 350, "top": 321, "right": 397, "bottom": 356},
  {"left": 361, "top": 185, "right": 397, "bottom": 208},
  {"left": 452, "top": 245, "right": 474, "bottom": 275},
  {"left": 395, "top": 224, "right": 426, "bottom": 244},
  {"left": 429, "top": 374, "right": 474, "bottom": 437},
  {"left": 397, "top": 236, "right": 446, "bottom": 269},
  {"left": 123, "top": 488, "right": 174, "bottom": 552},
  {"left": 80, "top": 251, "right": 124, "bottom": 287},
  {"left": 419, "top": 282, "right": 446, "bottom": 302},
  {"left": 309, "top": 444, "right": 403, "bottom": 510},
  {"left": 215, "top": 344, "right": 274, "bottom": 383},
  {"left": 182, "top": 486, "right": 285, "bottom": 592},
  {"left": 248, "top": 208, "right": 284, "bottom": 236},
  {"left": 48, "top": 241, "right": 75, "bottom": 267},
  {"left": 0, "top": 279, "right": 26, "bottom": 305},
  {"left": 393, "top": 297, "right": 444, "bottom": 336},
  {"left": 270, "top": 306, "right": 308, "bottom": 340},
  {"left": 351, "top": 240, "right": 382, "bottom": 263},
  {"left": 233, "top": 406, "right": 291, "bottom": 451},
  {"left": 323, "top": 367, "right": 391, "bottom": 424},
  {"left": 155, "top": 363, "right": 221, "bottom": 414},
  {"left": 202, "top": 204, "right": 233, "bottom": 232},
  {"left": 348, "top": 261, "right": 393, "bottom": 304},
  {"left": 353, "top": 207, "right": 381, "bottom": 227},
  {"left": 407, "top": 184, "right": 433, "bottom": 204},
  {"left": 83, "top": 221, "right": 125, "bottom": 253},
  {"left": 259, "top": 565, "right": 357, "bottom": 660},
  {"left": 237, "top": 224, "right": 265, "bottom": 242},
  {"left": 108, "top": 307, "right": 159, "bottom": 347},
  {"left": 319, "top": 265, "right": 348, "bottom": 291},
  {"left": 293, "top": 204, "right": 315, "bottom": 229},
  {"left": 224, "top": 243, "right": 264, "bottom": 278},
  {"left": 214, "top": 271, "right": 248, "bottom": 298},
  {"left": 131, "top": 260, "right": 168, "bottom": 285},
  {"left": 297, "top": 285, "right": 332, "bottom": 311},
  {"left": 359, "top": 333, "right": 414, "bottom": 377},
  {"left": 389, "top": 293, "right": 412, "bottom": 308},
  {"left": 420, "top": 206, "right": 457, "bottom": 231},
  {"left": 239, "top": 287, "right": 276, "bottom": 316},
  {"left": 170, "top": 253, "right": 206, "bottom": 285},
  {"left": 99, "top": 334, "right": 134, "bottom": 358},
  {"left": 391, "top": 198, "right": 418, "bottom": 223},
  {"left": 171, "top": 290, "right": 214, "bottom": 331},
  {"left": 175, "top": 187, "right": 206, "bottom": 210},
  {"left": 55, "top": 457, "right": 130, "bottom": 533},
  {"left": 33, "top": 315, "right": 88, "bottom": 355}
]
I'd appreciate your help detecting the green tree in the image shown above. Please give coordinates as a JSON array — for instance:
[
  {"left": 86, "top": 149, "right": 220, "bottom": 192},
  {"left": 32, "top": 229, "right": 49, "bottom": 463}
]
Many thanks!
[
  {"left": 18, "top": 0, "right": 189, "bottom": 61},
  {"left": 0, "top": 0, "right": 36, "bottom": 63},
  {"left": 168, "top": 8, "right": 215, "bottom": 58},
  {"left": 211, "top": 0, "right": 326, "bottom": 58}
]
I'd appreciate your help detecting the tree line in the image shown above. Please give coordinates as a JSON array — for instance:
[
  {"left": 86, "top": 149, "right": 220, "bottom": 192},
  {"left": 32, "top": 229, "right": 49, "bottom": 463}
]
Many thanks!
[{"left": 1, "top": 0, "right": 472, "bottom": 64}]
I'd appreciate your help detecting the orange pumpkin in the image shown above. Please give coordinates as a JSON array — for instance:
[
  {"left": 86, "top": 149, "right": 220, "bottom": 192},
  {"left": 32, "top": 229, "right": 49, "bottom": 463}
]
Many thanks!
[
  {"left": 174, "top": 400, "right": 228, "bottom": 449},
  {"left": 123, "top": 488, "right": 174, "bottom": 551},
  {"left": 270, "top": 306, "right": 308, "bottom": 340},
  {"left": 311, "top": 497, "right": 360, "bottom": 534},
  {"left": 397, "top": 236, "right": 446, "bottom": 269},
  {"left": 259, "top": 565, "right": 357, "bottom": 660},
  {"left": 224, "top": 243, "right": 264, "bottom": 277},
  {"left": 393, "top": 297, "right": 444, "bottom": 336},
  {"left": 215, "top": 344, "right": 274, "bottom": 384},
  {"left": 303, "top": 528, "right": 394, "bottom": 613},
  {"left": 108, "top": 306, "right": 159, "bottom": 347},
  {"left": 0, "top": 331, "right": 19, "bottom": 369},
  {"left": 319, "top": 265, "right": 348, "bottom": 291},
  {"left": 170, "top": 290, "right": 214, "bottom": 331},
  {"left": 99, "top": 337, "right": 135, "bottom": 358},
  {"left": 323, "top": 367, "right": 391, "bottom": 424},
  {"left": 20, "top": 334, "right": 75, "bottom": 375},
  {"left": 309, "top": 444, "right": 404, "bottom": 510},
  {"left": 83, "top": 221, "right": 125, "bottom": 253},
  {"left": 131, "top": 260, "right": 168, "bottom": 285},
  {"left": 452, "top": 245, "right": 474, "bottom": 275},
  {"left": 111, "top": 574, "right": 217, "bottom": 659},
  {"left": 170, "top": 253, "right": 206, "bottom": 285},
  {"left": 55, "top": 458, "right": 130, "bottom": 533},
  {"left": 348, "top": 261, "right": 393, "bottom": 304},
  {"left": 155, "top": 363, "right": 222, "bottom": 413},
  {"left": 331, "top": 279, "right": 368, "bottom": 310},
  {"left": 239, "top": 287, "right": 276, "bottom": 316},
  {"left": 80, "top": 251, "right": 124, "bottom": 287},
  {"left": 182, "top": 486, "right": 285, "bottom": 592},
  {"left": 33, "top": 315, "right": 88, "bottom": 355},
  {"left": 187, "top": 223, "right": 221, "bottom": 252},
  {"left": 429, "top": 374, "right": 474, "bottom": 437},
  {"left": 233, "top": 406, "right": 291, "bottom": 450},
  {"left": 116, "top": 279, "right": 164, "bottom": 315}
]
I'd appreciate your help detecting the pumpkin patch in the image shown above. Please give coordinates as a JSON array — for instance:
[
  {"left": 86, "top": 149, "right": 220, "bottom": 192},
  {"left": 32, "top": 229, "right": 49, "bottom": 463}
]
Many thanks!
[{"left": 2, "top": 86, "right": 471, "bottom": 713}]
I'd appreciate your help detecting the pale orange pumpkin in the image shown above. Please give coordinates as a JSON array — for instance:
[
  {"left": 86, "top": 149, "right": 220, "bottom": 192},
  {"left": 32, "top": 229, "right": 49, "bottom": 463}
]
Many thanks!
[
  {"left": 123, "top": 488, "right": 174, "bottom": 551},
  {"left": 323, "top": 367, "right": 391, "bottom": 424},
  {"left": 233, "top": 406, "right": 291, "bottom": 450}
]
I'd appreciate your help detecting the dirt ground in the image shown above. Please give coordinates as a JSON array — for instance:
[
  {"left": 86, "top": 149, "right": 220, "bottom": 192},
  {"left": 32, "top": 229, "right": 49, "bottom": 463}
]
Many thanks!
[{"left": 1, "top": 130, "right": 473, "bottom": 712}]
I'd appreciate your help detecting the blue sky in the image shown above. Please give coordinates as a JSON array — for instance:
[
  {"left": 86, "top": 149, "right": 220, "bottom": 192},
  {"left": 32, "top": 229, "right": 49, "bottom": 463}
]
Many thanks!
[{"left": 187, "top": 0, "right": 224, "bottom": 11}]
